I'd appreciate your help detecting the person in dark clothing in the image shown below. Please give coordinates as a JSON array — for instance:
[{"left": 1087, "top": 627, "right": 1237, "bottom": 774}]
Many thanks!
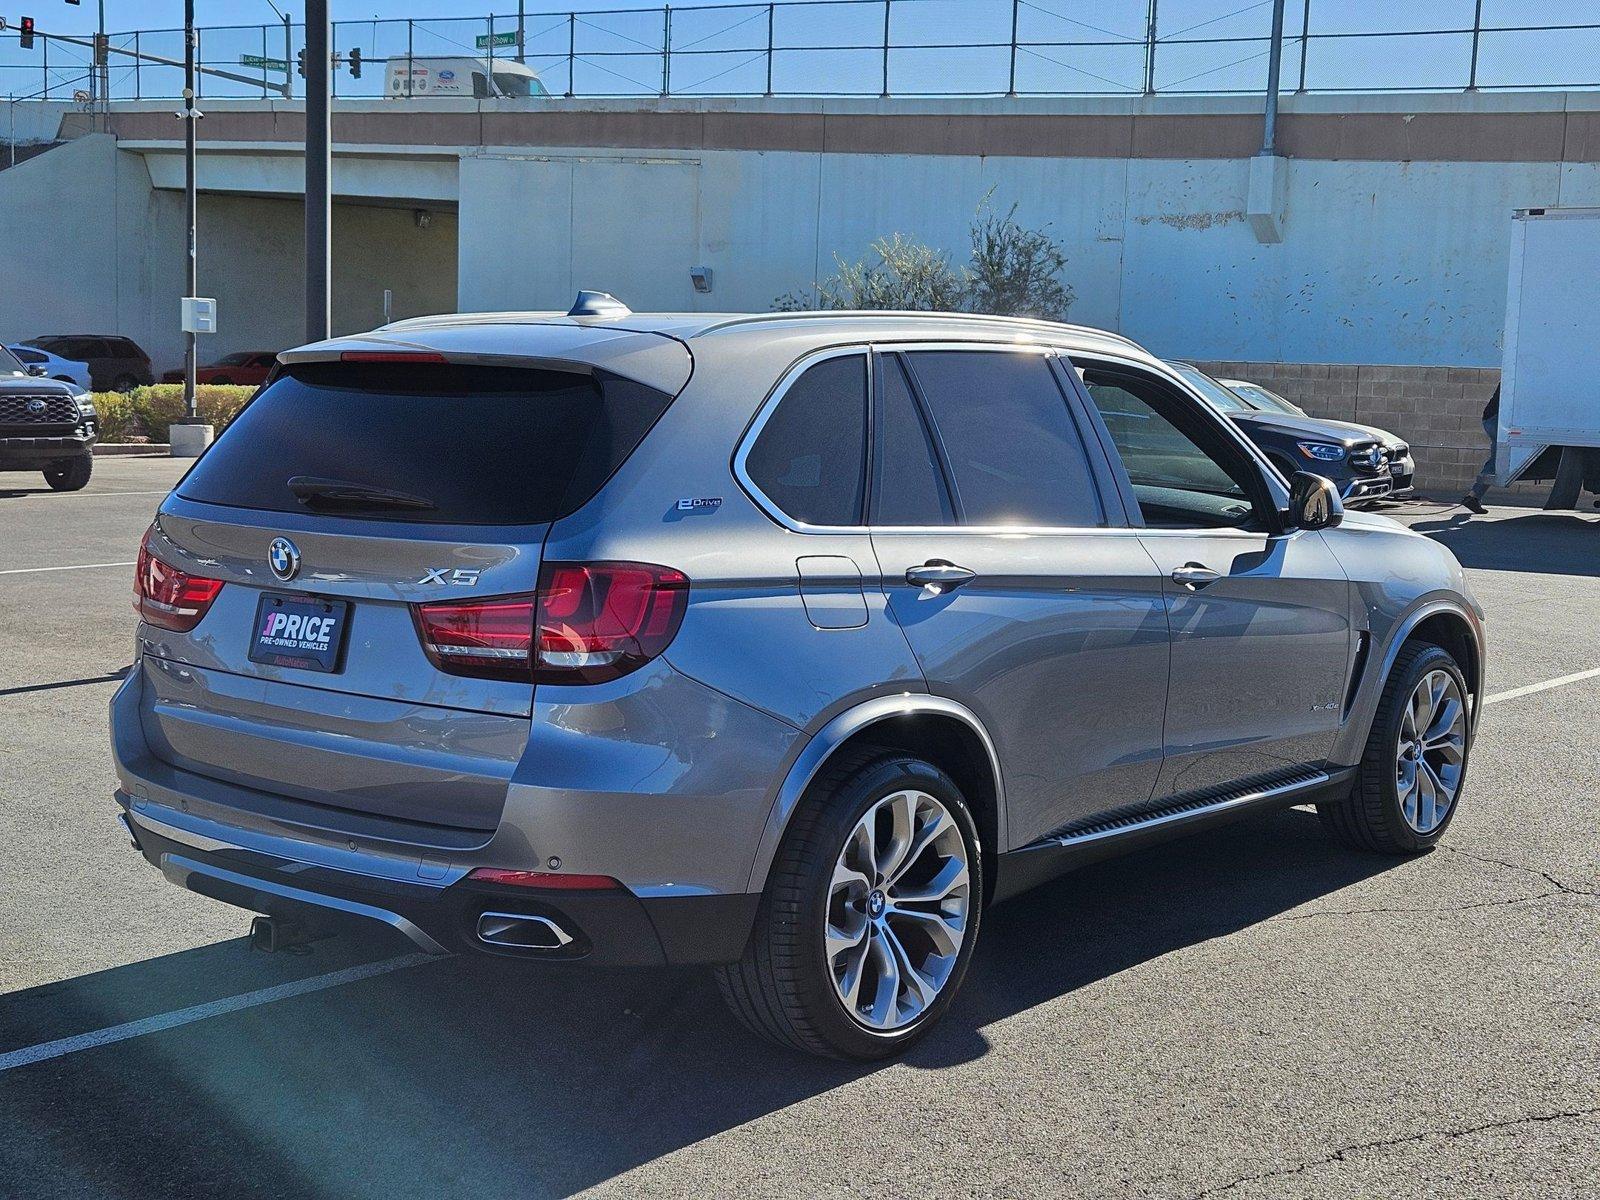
[{"left": 1460, "top": 385, "right": 1499, "bottom": 514}]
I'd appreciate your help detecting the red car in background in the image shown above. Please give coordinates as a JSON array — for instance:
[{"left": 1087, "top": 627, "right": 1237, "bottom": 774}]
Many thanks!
[{"left": 161, "top": 351, "right": 277, "bottom": 386}]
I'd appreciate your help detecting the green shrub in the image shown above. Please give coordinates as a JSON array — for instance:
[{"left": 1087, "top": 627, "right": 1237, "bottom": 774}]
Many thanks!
[
  {"left": 91, "top": 385, "right": 255, "bottom": 444},
  {"left": 775, "top": 196, "right": 1075, "bottom": 320},
  {"left": 91, "top": 390, "right": 140, "bottom": 443}
]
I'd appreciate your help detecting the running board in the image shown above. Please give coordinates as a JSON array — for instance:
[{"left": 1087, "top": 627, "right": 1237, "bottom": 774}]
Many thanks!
[{"left": 993, "top": 766, "right": 1344, "bottom": 902}]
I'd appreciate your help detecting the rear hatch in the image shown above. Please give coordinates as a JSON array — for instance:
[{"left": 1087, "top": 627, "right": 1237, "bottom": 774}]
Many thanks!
[{"left": 135, "top": 346, "right": 684, "bottom": 837}]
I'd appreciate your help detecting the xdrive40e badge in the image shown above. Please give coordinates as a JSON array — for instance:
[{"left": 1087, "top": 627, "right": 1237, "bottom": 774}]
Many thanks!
[{"left": 268, "top": 537, "right": 301, "bottom": 582}]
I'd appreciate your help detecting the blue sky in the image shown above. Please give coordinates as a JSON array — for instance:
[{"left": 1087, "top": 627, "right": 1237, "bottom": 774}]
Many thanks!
[{"left": 3, "top": 0, "right": 1596, "bottom": 101}]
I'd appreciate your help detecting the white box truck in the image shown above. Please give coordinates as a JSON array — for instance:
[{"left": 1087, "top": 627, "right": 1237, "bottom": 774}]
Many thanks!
[
  {"left": 1497, "top": 208, "right": 1600, "bottom": 507},
  {"left": 384, "top": 55, "right": 549, "bottom": 100}
]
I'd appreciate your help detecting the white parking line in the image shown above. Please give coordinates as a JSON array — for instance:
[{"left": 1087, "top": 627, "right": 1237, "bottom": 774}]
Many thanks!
[
  {"left": 0, "top": 561, "right": 136, "bottom": 576},
  {"left": 0, "top": 954, "right": 432, "bottom": 1074},
  {"left": 60, "top": 490, "right": 173, "bottom": 498},
  {"left": 3, "top": 490, "right": 171, "bottom": 500},
  {"left": 1484, "top": 666, "right": 1600, "bottom": 707}
]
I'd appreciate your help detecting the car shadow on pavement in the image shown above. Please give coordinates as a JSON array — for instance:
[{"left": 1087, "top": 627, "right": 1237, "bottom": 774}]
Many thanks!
[
  {"left": 1409, "top": 511, "right": 1600, "bottom": 576},
  {"left": 0, "top": 806, "right": 1400, "bottom": 1199}
]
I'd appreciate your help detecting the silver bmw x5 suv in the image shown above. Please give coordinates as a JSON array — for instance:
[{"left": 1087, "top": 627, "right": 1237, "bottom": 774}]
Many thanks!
[{"left": 112, "top": 299, "right": 1484, "bottom": 1060}]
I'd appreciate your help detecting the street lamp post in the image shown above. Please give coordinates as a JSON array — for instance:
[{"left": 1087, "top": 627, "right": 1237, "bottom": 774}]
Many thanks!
[{"left": 183, "top": 0, "right": 198, "bottom": 420}]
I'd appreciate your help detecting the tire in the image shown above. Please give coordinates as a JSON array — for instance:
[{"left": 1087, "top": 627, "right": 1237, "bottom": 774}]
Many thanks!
[
  {"left": 1318, "top": 642, "right": 1471, "bottom": 854},
  {"left": 43, "top": 456, "right": 93, "bottom": 492},
  {"left": 716, "top": 752, "right": 983, "bottom": 1060},
  {"left": 111, "top": 375, "right": 138, "bottom": 393}
]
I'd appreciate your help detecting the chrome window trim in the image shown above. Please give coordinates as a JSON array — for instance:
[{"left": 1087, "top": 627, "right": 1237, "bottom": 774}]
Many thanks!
[{"left": 733, "top": 339, "right": 1121, "bottom": 537}]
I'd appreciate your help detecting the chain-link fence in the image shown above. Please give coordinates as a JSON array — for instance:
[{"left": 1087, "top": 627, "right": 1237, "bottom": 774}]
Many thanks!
[{"left": 3, "top": 0, "right": 1599, "bottom": 104}]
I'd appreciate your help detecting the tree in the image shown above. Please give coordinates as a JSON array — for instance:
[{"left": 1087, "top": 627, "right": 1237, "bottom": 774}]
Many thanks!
[
  {"left": 775, "top": 203, "right": 1074, "bottom": 320},
  {"left": 965, "top": 203, "right": 1075, "bottom": 321}
]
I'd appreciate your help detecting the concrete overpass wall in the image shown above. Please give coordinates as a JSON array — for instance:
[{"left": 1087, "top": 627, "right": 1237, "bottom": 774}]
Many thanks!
[{"left": 0, "top": 134, "right": 456, "bottom": 371}]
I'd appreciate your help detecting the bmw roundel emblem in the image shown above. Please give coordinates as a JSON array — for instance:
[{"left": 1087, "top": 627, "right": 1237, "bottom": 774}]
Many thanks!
[
  {"left": 26, "top": 398, "right": 46, "bottom": 414},
  {"left": 268, "top": 537, "right": 301, "bottom": 582}
]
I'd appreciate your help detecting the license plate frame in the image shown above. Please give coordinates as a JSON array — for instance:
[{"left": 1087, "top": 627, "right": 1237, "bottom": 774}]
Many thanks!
[{"left": 248, "top": 592, "right": 351, "bottom": 674}]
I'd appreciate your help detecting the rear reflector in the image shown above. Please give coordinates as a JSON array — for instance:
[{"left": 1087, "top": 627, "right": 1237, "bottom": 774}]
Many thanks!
[
  {"left": 469, "top": 868, "right": 621, "bottom": 890},
  {"left": 413, "top": 561, "right": 689, "bottom": 686},
  {"left": 134, "top": 529, "right": 225, "bottom": 632},
  {"left": 339, "top": 351, "right": 448, "bottom": 363}
]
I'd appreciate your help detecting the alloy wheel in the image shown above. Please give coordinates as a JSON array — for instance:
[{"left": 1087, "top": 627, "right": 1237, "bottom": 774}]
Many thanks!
[
  {"left": 1396, "top": 668, "right": 1467, "bottom": 834},
  {"left": 826, "top": 789, "right": 971, "bottom": 1032}
]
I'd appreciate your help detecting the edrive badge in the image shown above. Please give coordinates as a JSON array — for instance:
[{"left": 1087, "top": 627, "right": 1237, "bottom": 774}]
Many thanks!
[{"left": 268, "top": 536, "right": 301, "bottom": 582}]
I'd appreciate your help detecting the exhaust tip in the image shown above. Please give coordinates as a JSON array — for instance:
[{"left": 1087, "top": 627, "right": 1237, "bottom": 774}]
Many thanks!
[{"left": 477, "top": 911, "right": 574, "bottom": 950}]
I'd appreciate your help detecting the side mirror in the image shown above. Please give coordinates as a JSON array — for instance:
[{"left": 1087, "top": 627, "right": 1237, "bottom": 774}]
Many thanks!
[
  {"left": 26, "top": 364, "right": 46, "bottom": 377},
  {"left": 1288, "top": 471, "right": 1344, "bottom": 531}
]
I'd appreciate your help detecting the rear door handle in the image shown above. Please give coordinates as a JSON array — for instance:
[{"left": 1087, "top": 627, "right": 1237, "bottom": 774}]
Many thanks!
[
  {"left": 906, "top": 561, "right": 976, "bottom": 595},
  {"left": 1170, "top": 563, "right": 1222, "bottom": 590}
]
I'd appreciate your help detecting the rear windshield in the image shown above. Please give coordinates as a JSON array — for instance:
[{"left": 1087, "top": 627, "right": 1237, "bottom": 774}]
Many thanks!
[{"left": 177, "top": 362, "right": 674, "bottom": 525}]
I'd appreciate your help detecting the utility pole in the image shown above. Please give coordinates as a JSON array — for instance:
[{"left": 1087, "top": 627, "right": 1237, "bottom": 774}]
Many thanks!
[
  {"left": 517, "top": 0, "right": 525, "bottom": 63},
  {"left": 183, "top": 0, "right": 198, "bottom": 419},
  {"left": 1260, "top": 0, "right": 1287, "bottom": 155},
  {"left": 305, "top": 0, "right": 331, "bottom": 341},
  {"left": 97, "top": 0, "right": 106, "bottom": 117}
]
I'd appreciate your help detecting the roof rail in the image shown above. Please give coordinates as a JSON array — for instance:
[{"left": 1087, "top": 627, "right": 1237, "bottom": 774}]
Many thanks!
[
  {"left": 691, "top": 309, "right": 1144, "bottom": 349},
  {"left": 568, "top": 290, "right": 632, "bottom": 319}
]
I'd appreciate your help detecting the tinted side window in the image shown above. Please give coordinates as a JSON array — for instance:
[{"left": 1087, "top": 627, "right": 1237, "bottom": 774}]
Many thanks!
[
  {"left": 904, "top": 350, "right": 1103, "bottom": 527},
  {"left": 872, "top": 354, "right": 954, "bottom": 526},
  {"left": 1081, "top": 367, "right": 1263, "bottom": 530},
  {"left": 746, "top": 355, "right": 868, "bottom": 527}
]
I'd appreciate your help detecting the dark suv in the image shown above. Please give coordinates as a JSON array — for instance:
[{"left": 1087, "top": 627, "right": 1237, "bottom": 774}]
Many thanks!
[
  {"left": 26, "top": 335, "right": 155, "bottom": 392},
  {"left": 1171, "top": 363, "right": 1403, "bottom": 504},
  {"left": 0, "top": 345, "right": 98, "bottom": 489}
]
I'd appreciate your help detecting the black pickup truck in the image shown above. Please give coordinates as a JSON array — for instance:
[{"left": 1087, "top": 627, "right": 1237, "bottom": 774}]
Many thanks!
[{"left": 0, "top": 345, "right": 98, "bottom": 490}]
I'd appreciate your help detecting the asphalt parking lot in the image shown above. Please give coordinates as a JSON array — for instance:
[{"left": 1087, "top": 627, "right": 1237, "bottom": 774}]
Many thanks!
[{"left": 1, "top": 458, "right": 1596, "bottom": 1199}]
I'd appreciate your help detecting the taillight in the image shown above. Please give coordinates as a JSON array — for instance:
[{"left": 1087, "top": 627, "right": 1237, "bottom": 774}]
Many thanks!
[
  {"left": 412, "top": 595, "right": 537, "bottom": 683},
  {"left": 134, "top": 530, "right": 225, "bottom": 632},
  {"left": 536, "top": 562, "right": 689, "bottom": 684},
  {"left": 413, "top": 561, "right": 689, "bottom": 686},
  {"left": 339, "top": 351, "right": 448, "bottom": 363}
]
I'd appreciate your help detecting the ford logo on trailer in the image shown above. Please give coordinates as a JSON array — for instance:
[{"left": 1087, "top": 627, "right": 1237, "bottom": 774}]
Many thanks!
[{"left": 268, "top": 537, "right": 301, "bottom": 582}]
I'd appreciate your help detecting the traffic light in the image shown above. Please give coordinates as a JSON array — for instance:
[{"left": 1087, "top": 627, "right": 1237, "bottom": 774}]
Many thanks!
[
  {"left": 348, "top": 47, "right": 361, "bottom": 80},
  {"left": 296, "top": 47, "right": 306, "bottom": 78},
  {"left": 19, "top": 16, "right": 35, "bottom": 50}
]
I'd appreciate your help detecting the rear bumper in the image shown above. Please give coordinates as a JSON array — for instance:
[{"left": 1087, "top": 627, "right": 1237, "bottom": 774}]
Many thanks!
[
  {"left": 111, "top": 657, "right": 783, "bottom": 965},
  {"left": 0, "top": 433, "right": 95, "bottom": 465},
  {"left": 120, "top": 794, "right": 758, "bottom": 965}
]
